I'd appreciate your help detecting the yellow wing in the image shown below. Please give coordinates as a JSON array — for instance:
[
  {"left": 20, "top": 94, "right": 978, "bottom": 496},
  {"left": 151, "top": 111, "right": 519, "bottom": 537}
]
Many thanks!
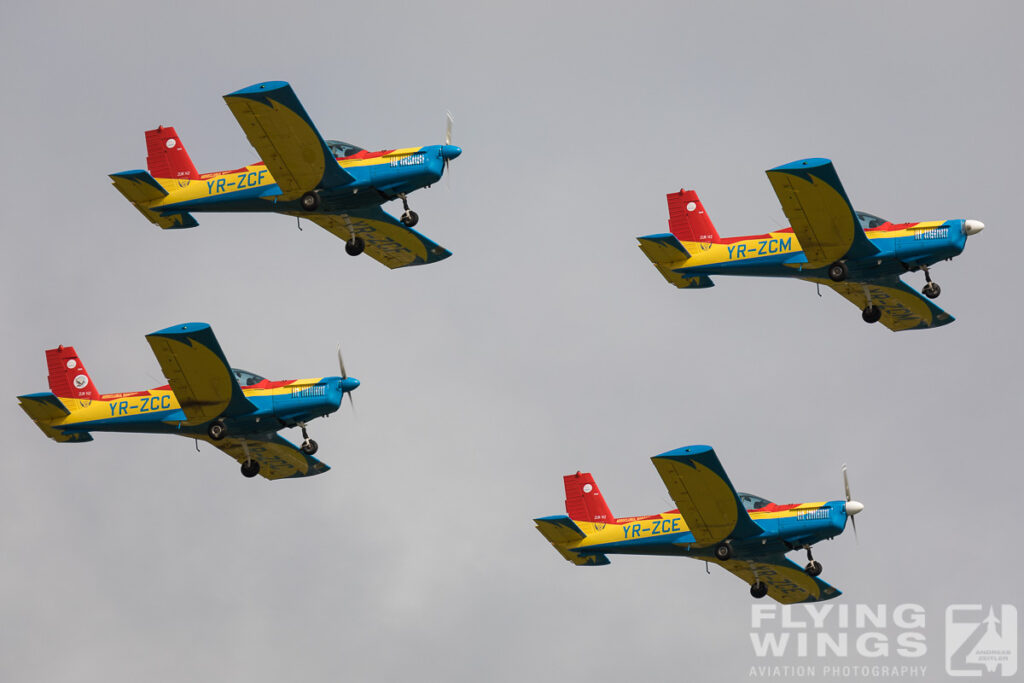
[
  {"left": 806, "top": 276, "right": 955, "bottom": 331},
  {"left": 298, "top": 207, "right": 451, "bottom": 269},
  {"left": 145, "top": 323, "right": 255, "bottom": 425},
  {"left": 223, "top": 81, "right": 353, "bottom": 200},
  {"left": 709, "top": 555, "right": 842, "bottom": 604},
  {"left": 766, "top": 158, "right": 877, "bottom": 267},
  {"left": 650, "top": 446, "right": 762, "bottom": 547},
  {"left": 193, "top": 433, "right": 330, "bottom": 480}
]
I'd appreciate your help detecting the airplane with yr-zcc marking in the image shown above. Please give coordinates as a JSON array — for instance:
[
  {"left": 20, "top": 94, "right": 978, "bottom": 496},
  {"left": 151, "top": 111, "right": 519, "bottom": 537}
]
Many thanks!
[{"left": 17, "top": 323, "right": 359, "bottom": 480}]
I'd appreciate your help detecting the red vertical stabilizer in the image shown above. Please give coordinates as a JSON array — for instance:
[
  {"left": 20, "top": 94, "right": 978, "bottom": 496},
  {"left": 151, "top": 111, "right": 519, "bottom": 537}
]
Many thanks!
[
  {"left": 46, "top": 346, "right": 99, "bottom": 400},
  {"left": 666, "top": 189, "right": 720, "bottom": 243},
  {"left": 145, "top": 126, "right": 199, "bottom": 180},
  {"left": 564, "top": 471, "right": 614, "bottom": 523}
]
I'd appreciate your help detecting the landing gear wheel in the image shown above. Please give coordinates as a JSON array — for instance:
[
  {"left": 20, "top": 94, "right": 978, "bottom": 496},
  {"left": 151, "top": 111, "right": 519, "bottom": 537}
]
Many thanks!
[
  {"left": 401, "top": 210, "right": 419, "bottom": 227},
  {"left": 714, "top": 543, "right": 732, "bottom": 561},
  {"left": 828, "top": 261, "right": 849, "bottom": 282},
  {"left": 862, "top": 305, "right": 882, "bottom": 324},
  {"left": 922, "top": 282, "right": 941, "bottom": 299},
  {"left": 301, "top": 439, "right": 319, "bottom": 456},
  {"left": 207, "top": 419, "right": 227, "bottom": 441},
  {"left": 750, "top": 582, "right": 768, "bottom": 599},
  {"left": 805, "top": 560, "right": 823, "bottom": 577},
  {"left": 345, "top": 236, "right": 365, "bottom": 256},
  {"left": 240, "top": 460, "right": 260, "bottom": 478},
  {"left": 300, "top": 191, "right": 321, "bottom": 212}
]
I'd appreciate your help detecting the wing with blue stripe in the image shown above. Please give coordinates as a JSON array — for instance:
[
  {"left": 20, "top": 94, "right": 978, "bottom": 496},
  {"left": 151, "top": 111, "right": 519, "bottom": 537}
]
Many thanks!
[{"left": 224, "top": 81, "right": 354, "bottom": 199}]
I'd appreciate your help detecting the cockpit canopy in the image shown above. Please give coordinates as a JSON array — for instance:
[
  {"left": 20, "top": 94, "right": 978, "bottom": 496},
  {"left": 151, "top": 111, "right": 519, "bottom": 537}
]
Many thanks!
[
  {"left": 856, "top": 211, "right": 889, "bottom": 229},
  {"left": 326, "top": 140, "right": 365, "bottom": 158},
  {"left": 738, "top": 492, "right": 773, "bottom": 510},
  {"left": 232, "top": 368, "right": 266, "bottom": 386}
]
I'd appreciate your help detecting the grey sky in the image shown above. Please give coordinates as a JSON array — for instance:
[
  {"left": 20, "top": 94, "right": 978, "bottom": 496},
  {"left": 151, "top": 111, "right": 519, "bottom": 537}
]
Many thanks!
[{"left": 2, "top": 2, "right": 1021, "bottom": 680}]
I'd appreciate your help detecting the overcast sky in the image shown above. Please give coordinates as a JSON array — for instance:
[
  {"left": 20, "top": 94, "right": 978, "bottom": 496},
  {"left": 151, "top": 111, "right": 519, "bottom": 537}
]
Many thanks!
[{"left": 2, "top": 2, "right": 1021, "bottom": 681}]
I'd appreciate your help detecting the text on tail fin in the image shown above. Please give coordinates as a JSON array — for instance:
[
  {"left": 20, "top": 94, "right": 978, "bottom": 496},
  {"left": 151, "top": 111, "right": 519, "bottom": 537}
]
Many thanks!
[
  {"left": 45, "top": 346, "right": 99, "bottom": 400},
  {"left": 146, "top": 126, "right": 198, "bottom": 180},
  {"left": 564, "top": 471, "right": 614, "bottom": 523},
  {"left": 667, "top": 189, "right": 720, "bottom": 243}
]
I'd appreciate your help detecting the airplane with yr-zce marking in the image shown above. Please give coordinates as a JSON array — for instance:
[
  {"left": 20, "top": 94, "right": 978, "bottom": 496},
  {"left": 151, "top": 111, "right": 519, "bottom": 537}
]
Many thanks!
[
  {"left": 111, "top": 81, "right": 461, "bottom": 269},
  {"left": 17, "top": 323, "right": 359, "bottom": 480},
  {"left": 535, "top": 445, "right": 864, "bottom": 603},
  {"left": 637, "top": 158, "right": 984, "bottom": 330}
]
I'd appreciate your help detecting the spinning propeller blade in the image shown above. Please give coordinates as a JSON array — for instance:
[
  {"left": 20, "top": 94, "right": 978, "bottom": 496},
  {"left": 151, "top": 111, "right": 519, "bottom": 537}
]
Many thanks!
[
  {"left": 337, "top": 345, "right": 356, "bottom": 412},
  {"left": 842, "top": 464, "right": 864, "bottom": 541}
]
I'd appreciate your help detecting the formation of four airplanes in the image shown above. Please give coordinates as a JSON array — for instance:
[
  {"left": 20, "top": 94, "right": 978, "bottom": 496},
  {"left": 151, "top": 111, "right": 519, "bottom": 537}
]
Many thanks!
[{"left": 18, "top": 81, "right": 984, "bottom": 604}]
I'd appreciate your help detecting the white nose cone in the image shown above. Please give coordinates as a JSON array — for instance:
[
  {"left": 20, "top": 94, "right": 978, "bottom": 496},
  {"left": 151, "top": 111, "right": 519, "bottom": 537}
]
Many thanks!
[
  {"left": 845, "top": 500, "right": 865, "bottom": 516},
  {"left": 964, "top": 219, "right": 985, "bottom": 235}
]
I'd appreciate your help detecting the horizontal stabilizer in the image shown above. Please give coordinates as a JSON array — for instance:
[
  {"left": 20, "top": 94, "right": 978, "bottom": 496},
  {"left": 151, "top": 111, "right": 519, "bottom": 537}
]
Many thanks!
[
  {"left": 110, "top": 170, "right": 199, "bottom": 229},
  {"left": 534, "top": 515, "right": 611, "bottom": 566},
  {"left": 637, "top": 233, "right": 715, "bottom": 289},
  {"left": 17, "top": 393, "right": 93, "bottom": 443}
]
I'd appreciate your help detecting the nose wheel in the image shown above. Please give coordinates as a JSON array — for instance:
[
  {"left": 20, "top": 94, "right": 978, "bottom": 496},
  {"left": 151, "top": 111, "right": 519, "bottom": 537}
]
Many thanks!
[
  {"left": 298, "top": 423, "right": 319, "bottom": 456},
  {"left": 803, "top": 547, "right": 823, "bottom": 576},
  {"left": 921, "top": 268, "right": 941, "bottom": 299},
  {"left": 750, "top": 581, "right": 768, "bottom": 599},
  {"left": 397, "top": 193, "right": 419, "bottom": 227}
]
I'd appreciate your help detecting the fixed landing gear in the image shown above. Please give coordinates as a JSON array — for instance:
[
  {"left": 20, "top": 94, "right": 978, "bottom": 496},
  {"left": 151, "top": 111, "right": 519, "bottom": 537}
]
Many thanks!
[
  {"left": 208, "top": 419, "right": 227, "bottom": 440},
  {"left": 714, "top": 543, "right": 732, "bottom": 561},
  {"left": 828, "top": 261, "right": 849, "bottom": 282},
  {"left": 862, "top": 305, "right": 882, "bottom": 324},
  {"left": 300, "top": 191, "right": 321, "bottom": 212},
  {"left": 750, "top": 581, "right": 768, "bottom": 599},
  {"left": 921, "top": 267, "right": 941, "bottom": 299},
  {"left": 298, "top": 423, "right": 319, "bottom": 456},
  {"left": 397, "top": 193, "right": 419, "bottom": 227},
  {"left": 345, "top": 236, "right": 365, "bottom": 256},
  {"left": 240, "top": 459, "right": 260, "bottom": 478},
  {"left": 803, "top": 547, "right": 822, "bottom": 577}
]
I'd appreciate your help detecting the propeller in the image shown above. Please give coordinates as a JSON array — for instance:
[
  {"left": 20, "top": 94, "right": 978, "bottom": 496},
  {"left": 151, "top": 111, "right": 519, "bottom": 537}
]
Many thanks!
[
  {"left": 842, "top": 463, "right": 864, "bottom": 541},
  {"left": 440, "top": 111, "right": 461, "bottom": 188},
  {"left": 337, "top": 345, "right": 358, "bottom": 412}
]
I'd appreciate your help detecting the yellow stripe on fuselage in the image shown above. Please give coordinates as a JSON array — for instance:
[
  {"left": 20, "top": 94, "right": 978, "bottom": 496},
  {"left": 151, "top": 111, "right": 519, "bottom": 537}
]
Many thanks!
[
  {"left": 677, "top": 222, "right": 938, "bottom": 268},
  {"left": 566, "top": 502, "right": 829, "bottom": 550},
  {"left": 147, "top": 149, "right": 426, "bottom": 208},
  {"left": 38, "top": 377, "right": 325, "bottom": 428}
]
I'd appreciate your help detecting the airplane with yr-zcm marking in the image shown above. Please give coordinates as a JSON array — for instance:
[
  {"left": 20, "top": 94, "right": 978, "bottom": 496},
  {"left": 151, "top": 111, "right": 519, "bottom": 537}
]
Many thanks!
[
  {"left": 637, "top": 158, "right": 984, "bottom": 330},
  {"left": 535, "top": 445, "right": 864, "bottom": 604},
  {"left": 111, "top": 80, "right": 461, "bottom": 269},
  {"left": 17, "top": 323, "right": 359, "bottom": 480}
]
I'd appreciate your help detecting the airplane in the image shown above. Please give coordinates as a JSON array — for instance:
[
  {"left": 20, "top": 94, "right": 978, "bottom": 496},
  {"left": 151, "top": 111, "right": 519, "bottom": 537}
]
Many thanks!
[
  {"left": 16, "top": 323, "right": 360, "bottom": 480},
  {"left": 534, "top": 445, "right": 864, "bottom": 604},
  {"left": 637, "top": 158, "right": 984, "bottom": 330},
  {"left": 110, "top": 80, "right": 462, "bottom": 269}
]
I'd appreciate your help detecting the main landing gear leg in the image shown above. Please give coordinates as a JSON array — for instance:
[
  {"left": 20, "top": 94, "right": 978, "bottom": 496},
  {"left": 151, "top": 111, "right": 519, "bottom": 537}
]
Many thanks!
[
  {"left": 921, "top": 267, "right": 941, "bottom": 299},
  {"left": 397, "top": 193, "right": 419, "bottom": 227},
  {"left": 298, "top": 422, "right": 319, "bottom": 456},
  {"left": 804, "top": 547, "right": 822, "bottom": 577}
]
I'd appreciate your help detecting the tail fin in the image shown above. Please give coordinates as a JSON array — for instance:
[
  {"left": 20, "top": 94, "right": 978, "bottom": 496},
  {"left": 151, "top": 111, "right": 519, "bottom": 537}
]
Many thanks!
[
  {"left": 45, "top": 346, "right": 99, "bottom": 400},
  {"left": 564, "top": 471, "right": 614, "bottom": 523},
  {"left": 667, "top": 189, "right": 720, "bottom": 243},
  {"left": 146, "top": 126, "right": 198, "bottom": 180}
]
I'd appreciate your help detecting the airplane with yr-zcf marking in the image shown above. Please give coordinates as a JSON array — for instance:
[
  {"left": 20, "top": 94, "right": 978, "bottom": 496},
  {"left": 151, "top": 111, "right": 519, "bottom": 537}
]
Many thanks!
[
  {"left": 17, "top": 323, "right": 359, "bottom": 480},
  {"left": 535, "top": 445, "right": 864, "bottom": 603},
  {"left": 637, "top": 158, "right": 983, "bottom": 330},
  {"left": 111, "top": 81, "right": 461, "bottom": 269}
]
